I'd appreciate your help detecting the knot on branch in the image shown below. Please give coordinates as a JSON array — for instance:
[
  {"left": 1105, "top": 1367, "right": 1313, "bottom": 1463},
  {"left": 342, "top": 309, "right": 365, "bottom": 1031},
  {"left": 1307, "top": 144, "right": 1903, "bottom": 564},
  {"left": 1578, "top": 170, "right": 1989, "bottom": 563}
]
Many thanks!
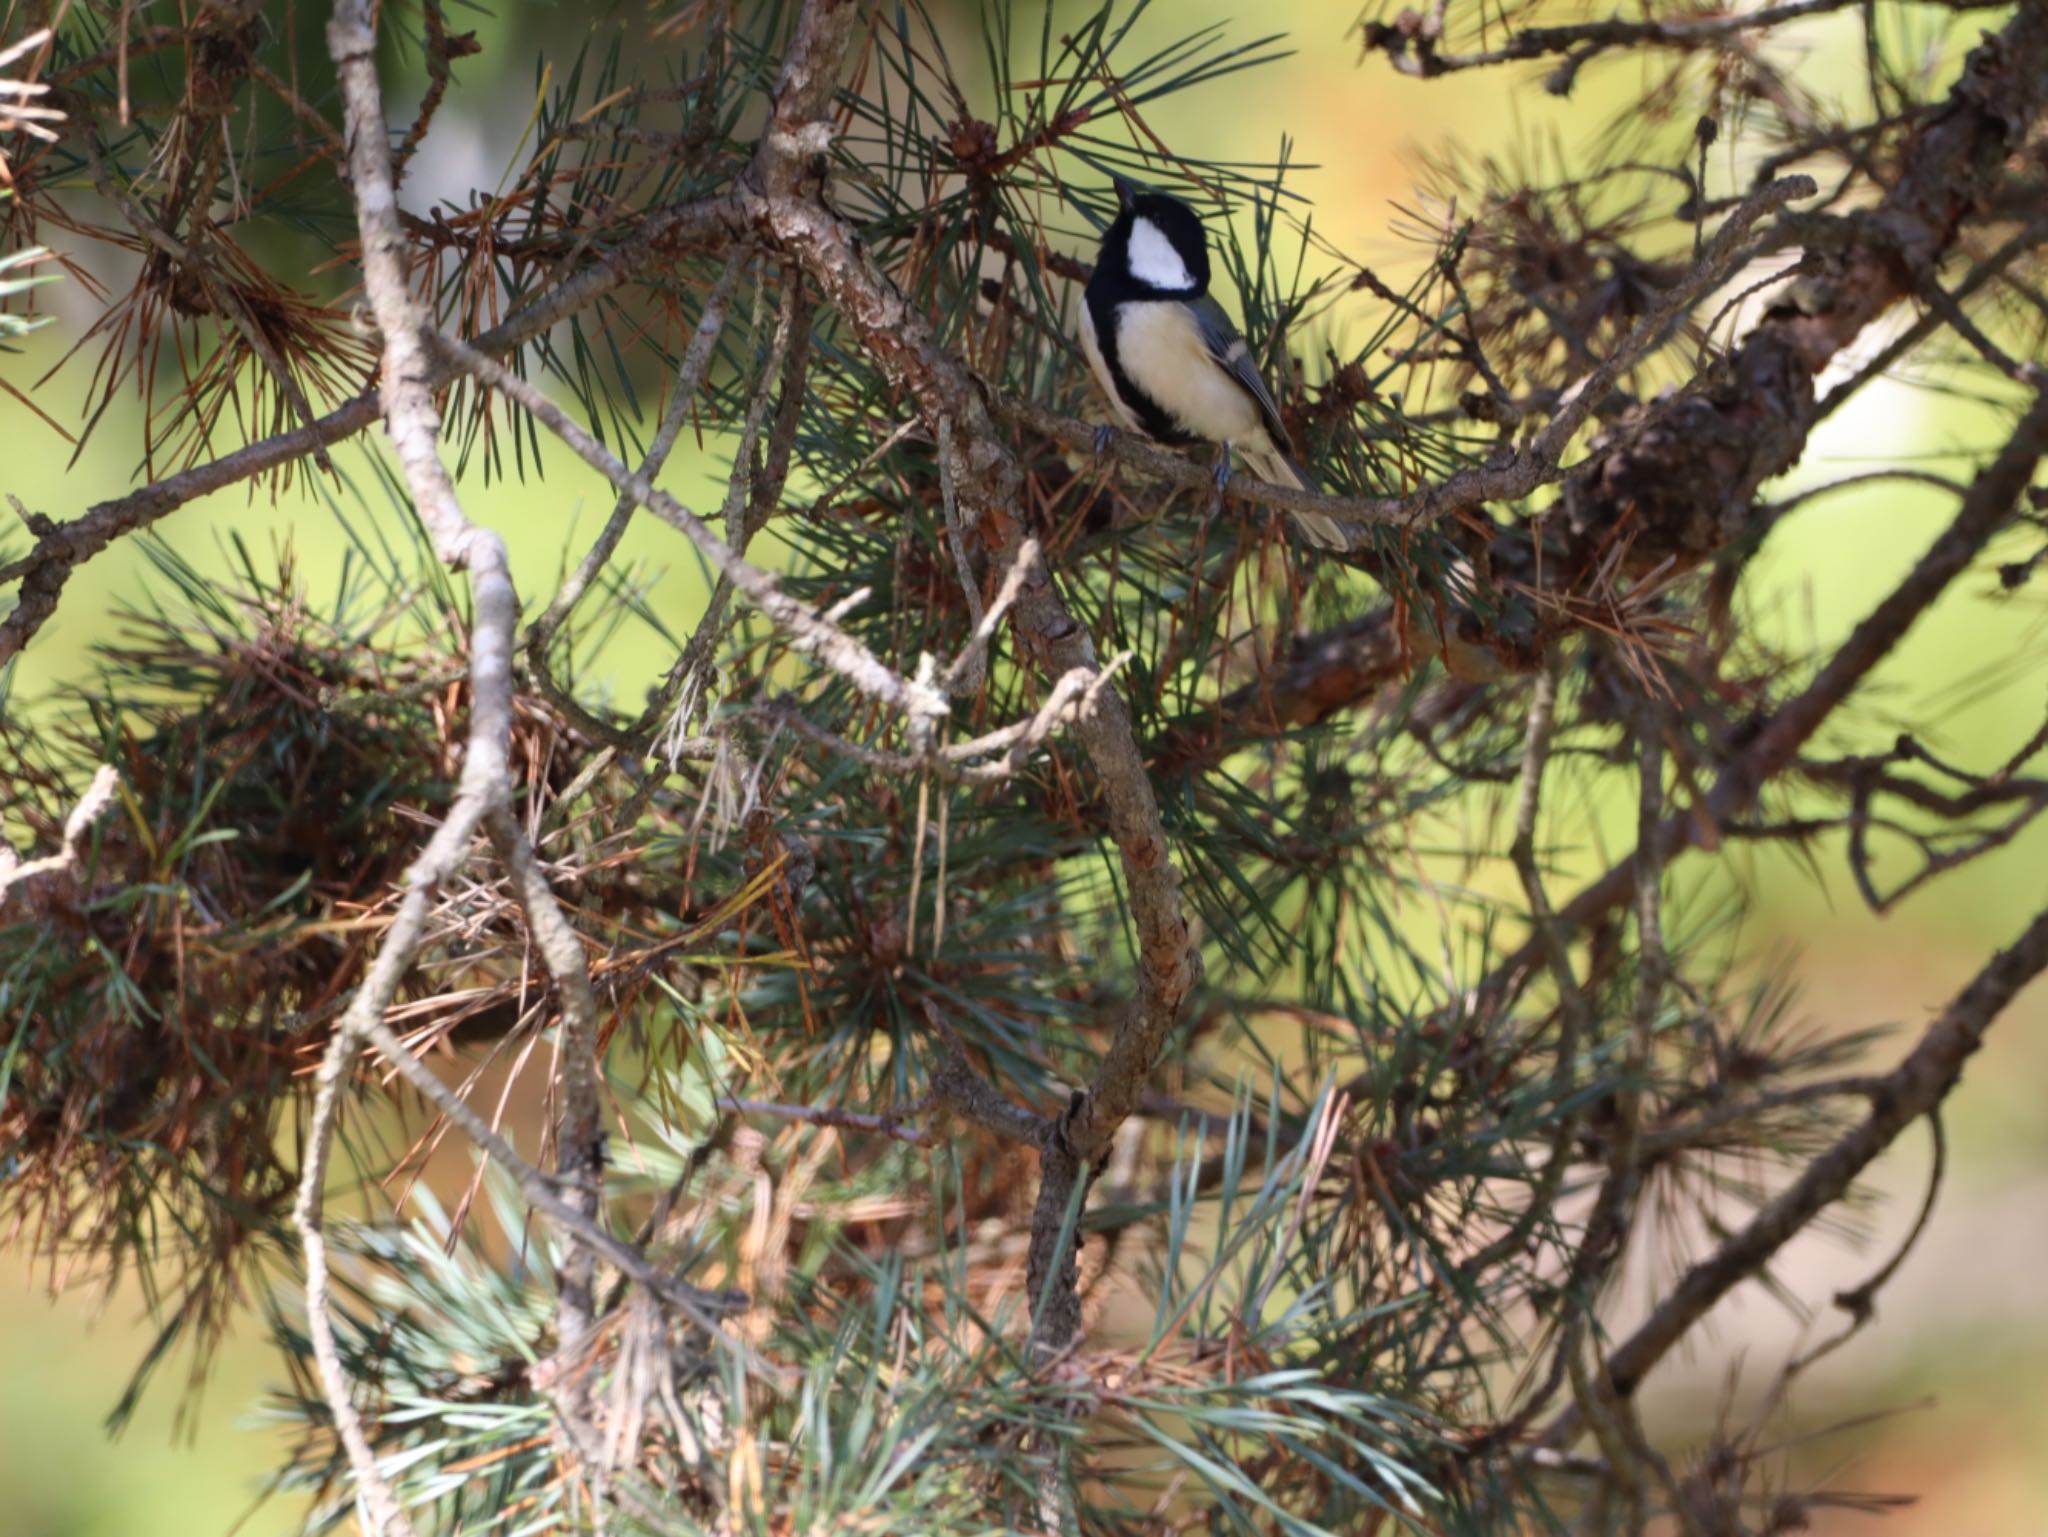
[
  {"left": 432, "top": 22, "right": 483, "bottom": 65},
  {"left": 1831, "top": 1283, "right": 1877, "bottom": 1326},
  {"left": 754, "top": 120, "right": 837, "bottom": 194},
  {"left": 5, "top": 494, "right": 55, "bottom": 540},
  {"left": 769, "top": 120, "right": 835, "bottom": 161},
  {"left": 1358, "top": 9, "right": 1447, "bottom": 78},
  {"left": 324, "top": 16, "right": 377, "bottom": 64},
  {"left": 1046, "top": 1089, "right": 1092, "bottom": 1158}
]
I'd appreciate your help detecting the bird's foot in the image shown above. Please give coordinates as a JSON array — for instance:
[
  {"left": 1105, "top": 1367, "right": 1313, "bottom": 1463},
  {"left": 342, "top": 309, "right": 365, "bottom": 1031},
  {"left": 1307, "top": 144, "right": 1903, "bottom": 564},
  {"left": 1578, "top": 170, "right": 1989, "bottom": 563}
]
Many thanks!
[
  {"left": 1092, "top": 423, "right": 1115, "bottom": 458},
  {"left": 1211, "top": 447, "right": 1234, "bottom": 493}
]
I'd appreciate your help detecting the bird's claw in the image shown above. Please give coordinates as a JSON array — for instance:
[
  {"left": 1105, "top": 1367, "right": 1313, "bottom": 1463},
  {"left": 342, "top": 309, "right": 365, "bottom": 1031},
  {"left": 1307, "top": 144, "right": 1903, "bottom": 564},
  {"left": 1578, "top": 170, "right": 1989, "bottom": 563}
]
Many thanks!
[
  {"left": 1211, "top": 451, "right": 1233, "bottom": 493},
  {"left": 1092, "top": 423, "right": 1115, "bottom": 457}
]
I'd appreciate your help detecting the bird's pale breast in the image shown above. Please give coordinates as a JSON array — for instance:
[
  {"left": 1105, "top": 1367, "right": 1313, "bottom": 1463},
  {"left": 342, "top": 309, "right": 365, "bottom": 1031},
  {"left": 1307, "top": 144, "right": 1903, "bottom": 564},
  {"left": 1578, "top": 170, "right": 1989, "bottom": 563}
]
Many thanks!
[
  {"left": 1077, "top": 301, "right": 1140, "bottom": 432},
  {"left": 1115, "top": 301, "right": 1266, "bottom": 446}
]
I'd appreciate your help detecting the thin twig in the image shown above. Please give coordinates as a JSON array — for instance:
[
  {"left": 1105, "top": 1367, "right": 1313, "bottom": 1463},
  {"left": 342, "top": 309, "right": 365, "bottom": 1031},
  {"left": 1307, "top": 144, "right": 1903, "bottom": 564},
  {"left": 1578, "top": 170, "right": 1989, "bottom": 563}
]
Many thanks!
[
  {"left": 937, "top": 414, "right": 988, "bottom": 695},
  {"left": 717, "top": 1095, "right": 937, "bottom": 1147},
  {"left": 525, "top": 248, "right": 749, "bottom": 673},
  {"left": 1472, "top": 389, "right": 2048, "bottom": 1041},
  {"left": 485, "top": 803, "right": 609, "bottom": 1415},
  {"left": 300, "top": 12, "right": 746, "bottom": 1525},
  {"left": 660, "top": 264, "right": 809, "bottom": 749},
  {"left": 1359, "top": 0, "right": 1996, "bottom": 82},
  {"left": 1599, "top": 903, "right": 2048, "bottom": 1399},
  {"left": 921, "top": 1002, "right": 1050, "bottom": 1146},
  {"left": 0, "top": 193, "right": 747, "bottom": 666},
  {"left": 1463, "top": 657, "right": 1588, "bottom": 1279},
  {"left": 432, "top": 332, "right": 948, "bottom": 727}
]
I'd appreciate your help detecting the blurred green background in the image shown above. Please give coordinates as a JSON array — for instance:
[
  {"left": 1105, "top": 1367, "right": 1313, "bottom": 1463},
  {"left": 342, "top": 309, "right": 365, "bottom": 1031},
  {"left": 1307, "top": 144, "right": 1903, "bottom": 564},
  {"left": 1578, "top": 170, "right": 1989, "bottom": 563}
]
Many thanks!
[{"left": 5, "top": 2, "right": 2046, "bottom": 1532}]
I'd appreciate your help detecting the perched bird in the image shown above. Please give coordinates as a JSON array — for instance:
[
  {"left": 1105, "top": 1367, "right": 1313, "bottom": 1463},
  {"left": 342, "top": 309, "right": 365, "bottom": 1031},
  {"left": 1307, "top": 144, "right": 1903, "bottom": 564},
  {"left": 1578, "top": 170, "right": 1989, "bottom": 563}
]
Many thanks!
[{"left": 1078, "top": 176, "right": 1346, "bottom": 550}]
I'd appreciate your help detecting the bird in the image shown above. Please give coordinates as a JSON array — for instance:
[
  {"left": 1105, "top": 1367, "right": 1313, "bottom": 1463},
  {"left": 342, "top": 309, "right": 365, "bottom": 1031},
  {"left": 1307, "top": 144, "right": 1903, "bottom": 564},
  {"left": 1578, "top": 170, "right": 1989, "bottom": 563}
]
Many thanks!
[{"left": 1077, "top": 176, "right": 1346, "bottom": 550}]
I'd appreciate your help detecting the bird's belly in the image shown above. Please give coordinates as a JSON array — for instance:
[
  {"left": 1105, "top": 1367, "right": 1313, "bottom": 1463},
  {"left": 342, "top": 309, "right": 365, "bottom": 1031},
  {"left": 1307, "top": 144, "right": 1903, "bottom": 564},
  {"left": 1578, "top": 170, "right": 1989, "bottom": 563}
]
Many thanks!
[
  {"left": 1116, "top": 303, "right": 1264, "bottom": 445},
  {"left": 1078, "top": 302, "right": 1141, "bottom": 431}
]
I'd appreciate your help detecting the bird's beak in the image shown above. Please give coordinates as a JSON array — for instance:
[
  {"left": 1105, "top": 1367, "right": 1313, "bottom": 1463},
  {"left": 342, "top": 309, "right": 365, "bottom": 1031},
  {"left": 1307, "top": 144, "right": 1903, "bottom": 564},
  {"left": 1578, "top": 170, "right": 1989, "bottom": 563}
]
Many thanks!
[{"left": 1112, "top": 174, "right": 1139, "bottom": 214}]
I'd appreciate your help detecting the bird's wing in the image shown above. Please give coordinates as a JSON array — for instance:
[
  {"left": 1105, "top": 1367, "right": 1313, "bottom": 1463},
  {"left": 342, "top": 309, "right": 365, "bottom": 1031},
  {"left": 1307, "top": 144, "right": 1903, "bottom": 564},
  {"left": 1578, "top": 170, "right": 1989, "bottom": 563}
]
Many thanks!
[{"left": 1187, "top": 294, "right": 1294, "bottom": 453}]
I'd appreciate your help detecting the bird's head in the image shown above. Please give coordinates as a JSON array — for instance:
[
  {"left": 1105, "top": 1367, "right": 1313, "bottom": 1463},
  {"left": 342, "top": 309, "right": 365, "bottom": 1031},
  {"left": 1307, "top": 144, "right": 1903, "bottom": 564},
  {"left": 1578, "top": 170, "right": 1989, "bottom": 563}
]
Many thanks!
[{"left": 1098, "top": 176, "right": 1210, "bottom": 297}]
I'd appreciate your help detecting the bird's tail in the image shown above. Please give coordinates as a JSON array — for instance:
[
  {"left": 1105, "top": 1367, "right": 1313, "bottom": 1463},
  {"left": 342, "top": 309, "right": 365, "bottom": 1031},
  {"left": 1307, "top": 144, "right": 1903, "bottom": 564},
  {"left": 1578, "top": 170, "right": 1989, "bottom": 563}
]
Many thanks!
[{"left": 1240, "top": 441, "right": 1348, "bottom": 551}]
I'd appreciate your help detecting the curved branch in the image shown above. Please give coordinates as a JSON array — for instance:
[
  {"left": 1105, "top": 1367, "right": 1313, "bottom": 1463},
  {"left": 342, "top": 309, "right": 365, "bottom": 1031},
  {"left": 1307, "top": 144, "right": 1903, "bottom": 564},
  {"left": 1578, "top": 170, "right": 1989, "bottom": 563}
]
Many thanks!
[
  {"left": 433, "top": 333, "right": 949, "bottom": 725},
  {"left": 1555, "top": 10, "right": 2048, "bottom": 566},
  {"left": 1602, "top": 903, "right": 2048, "bottom": 1398},
  {"left": 0, "top": 195, "right": 740, "bottom": 667},
  {"left": 1359, "top": 0, "right": 1998, "bottom": 86},
  {"left": 1481, "top": 388, "right": 2048, "bottom": 1021},
  {"left": 295, "top": 9, "right": 737, "bottom": 1526},
  {"left": 740, "top": 1, "right": 1200, "bottom": 1367}
]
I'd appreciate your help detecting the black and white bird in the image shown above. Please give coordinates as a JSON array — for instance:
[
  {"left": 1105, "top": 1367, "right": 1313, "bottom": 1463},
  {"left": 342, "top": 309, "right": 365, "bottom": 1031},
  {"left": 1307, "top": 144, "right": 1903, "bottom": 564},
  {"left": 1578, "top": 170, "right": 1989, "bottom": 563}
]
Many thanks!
[{"left": 1078, "top": 177, "right": 1345, "bottom": 550}]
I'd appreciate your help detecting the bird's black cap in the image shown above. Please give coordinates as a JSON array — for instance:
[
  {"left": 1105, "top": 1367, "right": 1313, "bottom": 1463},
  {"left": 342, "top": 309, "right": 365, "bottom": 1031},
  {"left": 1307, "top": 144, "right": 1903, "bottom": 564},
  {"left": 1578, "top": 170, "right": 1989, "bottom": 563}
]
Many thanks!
[{"left": 1096, "top": 178, "right": 1211, "bottom": 295}]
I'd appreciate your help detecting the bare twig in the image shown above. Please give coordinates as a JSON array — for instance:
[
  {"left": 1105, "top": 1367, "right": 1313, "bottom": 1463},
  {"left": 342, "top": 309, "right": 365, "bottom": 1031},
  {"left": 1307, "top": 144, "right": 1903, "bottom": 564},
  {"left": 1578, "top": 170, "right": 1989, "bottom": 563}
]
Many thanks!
[
  {"left": 525, "top": 248, "right": 749, "bottom": 675},
  {"left": 1552, "top": 697, "right": 1670, "bottom": 1358},
  {"left": 943, "top": 534, "right": 1038, "bottom": 696},
  {"left": 1359, "top": 0, "right": 1999, "bottom": 85},
  {"left": 299, "top": 1, "right": 509, "bottom": 1521},
  {"left": 937, "top": 415, "right": 988, "bottom": 696},
  {"left": 297, "top": 10, "right": 743, "bottom": 1525},
  {"left": 1781, "top": 1110, "right": 1947, "bottom": 1381},
  {"left": 0, "top": 29, "right": 60, "bottom": 141},
  {"left": 1463, "top": 658, "right": 1588, "bottom": 1278},
  {"left": 485, "top": 803, "right": 609, "bottom": 1413},
  {"left": 0, "top": 763, "right": 120, "bottom": 903},
  {"left": 921, "top": 1002, "right": 1052, "bottom": 1144},
  {"left": 746, "top": 652, "right": 1127, "bottom": 785},
  {"left": 1478, "top": 389, "right": 2048, "bottom": 1033},
  {"left": 1600, "top": 902, "right": 2048, "bottom": 1399},
  {"left": 432, "top": 333, "right": 948, "bottom": 725},
  {"left": 717, "top": 1095, "right": 937, "bottom": 1147},
  {"left": 660, "top": 264, "right": 810, "bottom": 747}
]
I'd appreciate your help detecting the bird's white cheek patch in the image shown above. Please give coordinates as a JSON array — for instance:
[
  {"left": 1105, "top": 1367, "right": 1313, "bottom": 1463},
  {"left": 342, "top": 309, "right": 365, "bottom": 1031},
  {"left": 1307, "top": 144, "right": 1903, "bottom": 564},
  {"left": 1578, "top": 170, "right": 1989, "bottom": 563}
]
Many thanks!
[{"left": 1126, "top": 218, "right": 1195, "bottom": 291}]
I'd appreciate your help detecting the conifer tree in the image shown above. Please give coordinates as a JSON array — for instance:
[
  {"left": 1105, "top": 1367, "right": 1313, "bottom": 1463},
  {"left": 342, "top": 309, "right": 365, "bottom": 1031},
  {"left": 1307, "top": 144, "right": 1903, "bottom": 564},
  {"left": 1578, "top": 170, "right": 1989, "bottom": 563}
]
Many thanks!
[{"left": 3, "top": 1, "right": 2046, "bottom": 1531}]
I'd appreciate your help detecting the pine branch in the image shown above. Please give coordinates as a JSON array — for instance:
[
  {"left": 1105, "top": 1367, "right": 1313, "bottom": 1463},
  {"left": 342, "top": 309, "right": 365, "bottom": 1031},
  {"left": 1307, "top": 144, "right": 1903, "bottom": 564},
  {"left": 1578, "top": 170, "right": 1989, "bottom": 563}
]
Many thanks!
[
  {"left": 1482, "top": 387, "right": 2048, "bottom": 1028},
  {"left": 1601, "top": 898, "right": 2048, "bottom": 1397},
  {"left": 1360, "top": 0, "right": 2002, "bottom": 87},
  {"left": 756, "top": 61, "right": 1201, "bottom": 1388},
  {"left": 0, "top": 196, "right": 740, "bottom": 666}
]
